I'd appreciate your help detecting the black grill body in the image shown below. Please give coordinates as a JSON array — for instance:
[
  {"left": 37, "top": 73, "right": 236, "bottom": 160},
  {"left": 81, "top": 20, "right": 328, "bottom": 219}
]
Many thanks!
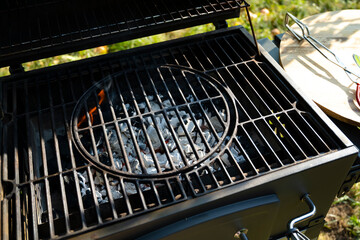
[{"left": 0, "top": 1, "right": 358, "bottom": 240}]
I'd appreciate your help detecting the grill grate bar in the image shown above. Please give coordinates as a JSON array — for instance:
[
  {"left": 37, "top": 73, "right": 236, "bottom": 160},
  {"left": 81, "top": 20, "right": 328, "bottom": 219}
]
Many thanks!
[
  {"left": 296, "top": 113, "right": 339, "bottom": 151},
  {"left": 122, "top": 72, "right": 156, "bottom": 173},
  {"left": 261, "top": 117, "right": 297, "bottom": 164},
  {"left": 224, "top": 147, "right": 246, "bottom": 179},
  {"left": 103, "top": 173, "right": 118, "bottom": 219},
  {"left": 243, "top": 63, "right": 287, "bottom": 112},
  {"left": 135, "top": 181, "right": 148, "bottom": 211},
  {"left": 98, "top": 64, "right": 134, "bottom": 173},
  {"left": 191, "top": 71, "right": 228, "bottom": 132},
  {"left": 91, "top": 88, "right": 117, "bottom": 170},
  {"left": 150, "top": 181, "right": 161, "bottom": 206},
  {"left": 154, "top": 66, "right": 202, "bottom": 163},
  {"left": 47, "top": 80, "right": 71, "bottom": 233},
  {"left": 222, "top": 36, "right": 244, "bottom": 62},
  {"left": 174, "top": 66, "right": 225, "bottom": 142},
  {"left": 193, "top": 171, "right": 207, "bottom": 194},
  {"left": 111, "top": 76, "right": 135, "bottom": 173},
  {"left": 268, "top": 114, "right": 308, "bottom": 160},
  {"left": 163, "top": 54, "right": 218, "bottom": 150},
  {"left": 86, "top": 167, "right": 103, "bottom": 224},
  {"left": 218, "top": 67, "right": 262, "bottom": 118},
  {"left": 233, "top": 129, "right": 258, "bottom": 175},
  {"left": 131, "top": 70, "right": 167, "bottom": 172},
  {"left": 11, "top": 82, "right": 21, "bottom": 240},
  {"left": 119, "top": 178, "right": 133, "bottom": 215},
  {"left": 252, "top": 119, "right": 285, "bottom": 167},
  {"left": 24, "top": 81, "right": 40, "bottom": 239},
  {"left": 255, "top": 62, "right": 296, "bottom": 108},
  {"left": 215, "top": 157, "right": 234, "bottom": 184},
  {"left": 165, "top": 67, "right": 217, "bottom": 149},
  {"left": 35, "top": 80, "right": 56, "bottom": 238},
  {"left": 205, "top": 40, "right": 228, "bottom": 67},
  {"left": 138, "top": 64, "right": 190, "bottom": 168},
  {"left": 234, "top": 64, "right": 275, "bottom": 114},
  {"left": 241, "top": 123, "right": 271, "bottom": 172},
  {"left": 276, "top": 113, "right": 321, "bottom": 157}
]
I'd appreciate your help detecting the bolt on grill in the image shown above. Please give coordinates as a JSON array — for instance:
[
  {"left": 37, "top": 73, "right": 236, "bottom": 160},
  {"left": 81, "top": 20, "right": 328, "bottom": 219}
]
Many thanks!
[{"left": 1, "top": 28, "right": 346, "bottom": 239}]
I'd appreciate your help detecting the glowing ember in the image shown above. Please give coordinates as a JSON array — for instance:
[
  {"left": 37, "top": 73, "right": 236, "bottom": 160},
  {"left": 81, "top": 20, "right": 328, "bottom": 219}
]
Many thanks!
[{"left": 77, "top": 89, "right": 106, "bottom": 127}]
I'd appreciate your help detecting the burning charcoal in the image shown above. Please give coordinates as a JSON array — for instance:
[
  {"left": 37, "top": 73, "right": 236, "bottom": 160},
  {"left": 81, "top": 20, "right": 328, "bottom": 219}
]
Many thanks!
[
  {"left": 94, "top": 175, "right": 104, "bottom": 185},
  {"left": 111, "top": 190, "right": 123, "bottom": 199},
  {"left": 114, "top": 157, "right": 124, "bottom": 170},
  {"left": 162, "top": 128, "right": 171, "bottom": 140},
  {"left": 119, "top": 122, "right": 128, "bottom": 134},
  {"left": 197, "top": 150, "right": 205, "bottom": 158},
  {"left": 156, "top": 153, "right": 169, "bottom": 168},
  {"left": 186, "top": 95, "right": 195, "bottom": 102},
  {"left": 170, "top": 151, "right": 184, "bottom": 168},
  {"left": 146, "top": 167, "right": 157, "bottom": 174},
  {"left": 219, "top": 110, "right": 227, "bottom": 121},
  {"left": 147, "top": 125, "right": 161, "bottom": 149},
  {"left": 179, "top": 111, "right": 189, "bottom": 119},
  {"left": 81, "top": 187, "right": 91, "bottom": 197},
  {"left": 150, "top": 102, "right": 161, "bottom": 111},
  {"left": 167, "top": 140, "right": 177, "bottom": 152},
  {"left": 141, "top": 152, "right": 155, "bottom": 168},
  {"left": 109, "top": 180, "right": 119, "bottom": 186},
  {"left": 179, "top": 136, "right": 189, "bottom": 147},
  {"left": 96, "top": 136, "right": 103, "bottom": 147},
  {"left": 148, "top": 95, "right": 154, "bottom": 101},
  {"left": 95, "top": 190, "right": 103, "bottom": 203},
  {"left": 138, "top": 102, "right": 146, "bottom": 109},
  {"left": 189, "top": 153, "right": 196, "bottom": 161},
  {"left": 100, "top": 189, "right": 107, "bottom": 197},
  {"left": 183, "top": 144, "right": 193, "bottom": 155},
  {"left": 209, "top": 116, "right": 223, "bottom": 132},
  {"left": 170, "top": 117, "right": 179, "bottom": 128},
  {"left": 209, "top": 135, "right": 217, "bottom": 147},
  {"left": 124, "top": 182, "right": 137, "bottom": 195},
  {"left": 220, "top": 153, "right": 231, "bottom": 167},
  {"left": 77, "top": 172, "right": 86, "bottom": 184},
  {"left": 130, "top": 159, "right": 142, "bottom": 174},
  {"left": 162, "top": 99, "right": 172, "bottom": 107},
  {"left": 231, "top": 147, "right": 246, "bottom": 164},
  {"left": 140, "top": 183, "right": 151, "bottom": 191}
]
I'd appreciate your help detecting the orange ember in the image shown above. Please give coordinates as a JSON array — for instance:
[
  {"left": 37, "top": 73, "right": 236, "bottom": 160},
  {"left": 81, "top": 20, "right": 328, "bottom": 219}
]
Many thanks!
[{"left": 77, "top": 89, "right": 106, "bottom": 127}]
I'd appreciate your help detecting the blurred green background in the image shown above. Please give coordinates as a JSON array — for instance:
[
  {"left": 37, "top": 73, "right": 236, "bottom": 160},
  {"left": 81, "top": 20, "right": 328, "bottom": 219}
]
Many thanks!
[{"left": 1, "top": 0, "right": 360, "bottom": 238}]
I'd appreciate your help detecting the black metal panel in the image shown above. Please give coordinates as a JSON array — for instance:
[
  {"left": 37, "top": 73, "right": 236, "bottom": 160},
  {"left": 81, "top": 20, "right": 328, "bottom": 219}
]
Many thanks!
[
  {"left": 0, "top": 26, "right": 356, "bottom": 239},
  {"left": 0, "top": 0, "right": 245, "bottom": 68}
]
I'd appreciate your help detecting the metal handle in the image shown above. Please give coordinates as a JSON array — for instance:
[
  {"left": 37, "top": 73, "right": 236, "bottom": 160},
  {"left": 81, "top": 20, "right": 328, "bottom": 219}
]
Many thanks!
[
  {"left": 287, "top": 194, "right": 316, "bottom": 240},
  {"left": 234, "top": 228, "right": 249, "bottom": 240},
  {"left": 285, "top": 12, "right": 310, "bottom": 41},
  {"left": 285, "top": 12, "right": 360, "bottom": 84}
]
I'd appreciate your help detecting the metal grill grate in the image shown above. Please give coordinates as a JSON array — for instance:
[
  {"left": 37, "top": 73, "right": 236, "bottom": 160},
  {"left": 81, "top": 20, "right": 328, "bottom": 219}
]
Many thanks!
[
  {"left": 0, "top": 0, "right": 246, "bottom": 68},
  {"left": 71, "top": 66, "right": 237, "bottom": 177},
  {"left": 1, "top": 28, "right": 345, "bottom": 239}
]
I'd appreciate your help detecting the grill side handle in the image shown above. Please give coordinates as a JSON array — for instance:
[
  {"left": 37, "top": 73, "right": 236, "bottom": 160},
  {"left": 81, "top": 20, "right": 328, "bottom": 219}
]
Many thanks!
[{"left": 287, "top": 194, "right": 316, "bottom": 240}]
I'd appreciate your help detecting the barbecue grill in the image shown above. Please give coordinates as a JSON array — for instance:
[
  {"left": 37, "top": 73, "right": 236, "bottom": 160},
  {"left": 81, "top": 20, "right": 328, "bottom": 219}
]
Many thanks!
[{"left": 0, "top": 1, "right": 358, "bottom": 239}]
